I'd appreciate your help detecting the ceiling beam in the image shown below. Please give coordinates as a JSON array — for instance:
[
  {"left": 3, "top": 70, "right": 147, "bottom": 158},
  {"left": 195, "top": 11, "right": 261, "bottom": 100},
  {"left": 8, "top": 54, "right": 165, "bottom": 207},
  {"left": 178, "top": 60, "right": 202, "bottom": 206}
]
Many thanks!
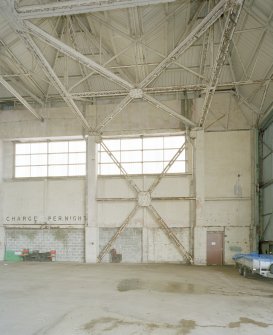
[
  {"left": 70, "top": 79, "right": 271, "bottom": 98},
  {"left": 199, "top": 0, "right": 244, "bottom": 127},
  {"left": 0, "top": 75, "right": 43, "bottom": 121},
  {"left": 138, "top": 0, "right": 229, "bottom": 89},
  {"left": 16, "top": 0, "right": 176, "bottom": 19},
  {"left": 25, "top": 21, "right": 134, "bottom": 91}
]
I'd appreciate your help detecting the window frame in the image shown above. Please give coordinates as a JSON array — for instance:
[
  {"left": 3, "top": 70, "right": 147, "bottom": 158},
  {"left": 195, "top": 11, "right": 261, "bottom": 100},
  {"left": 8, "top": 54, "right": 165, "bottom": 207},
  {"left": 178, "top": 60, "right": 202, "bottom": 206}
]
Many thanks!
[
  {"left": 14, "top": 139, "right": 87, "bottom": 179},
  {"left": 98, "top": 134, "right": 187, "bottom": 176}
]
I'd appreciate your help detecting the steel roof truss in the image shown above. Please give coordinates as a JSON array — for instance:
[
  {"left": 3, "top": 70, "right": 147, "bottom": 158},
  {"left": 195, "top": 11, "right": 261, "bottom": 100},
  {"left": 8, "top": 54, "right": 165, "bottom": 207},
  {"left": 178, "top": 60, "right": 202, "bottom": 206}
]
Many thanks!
[
  {"left": 139, "top": 0, "right": 228, "bottom": 89},
  {"left": 25, "top": 21, "right": 134, "bottom": 91},
  {"left": 16, "top": 0, "right": 177, "bottom": 19},
  {"left": 199, "top": 0, "right": 244, "bottom": 127},
  {"left": 21, "top": 34, "right": 92, "bottom": 130}
]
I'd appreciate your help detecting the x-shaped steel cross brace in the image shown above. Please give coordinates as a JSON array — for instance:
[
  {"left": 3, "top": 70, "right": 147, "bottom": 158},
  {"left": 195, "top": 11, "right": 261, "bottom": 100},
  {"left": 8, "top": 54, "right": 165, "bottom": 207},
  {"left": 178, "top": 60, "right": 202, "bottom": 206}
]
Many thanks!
[{"left": 97, "top": 140, "right": 193, "bottom": 264}]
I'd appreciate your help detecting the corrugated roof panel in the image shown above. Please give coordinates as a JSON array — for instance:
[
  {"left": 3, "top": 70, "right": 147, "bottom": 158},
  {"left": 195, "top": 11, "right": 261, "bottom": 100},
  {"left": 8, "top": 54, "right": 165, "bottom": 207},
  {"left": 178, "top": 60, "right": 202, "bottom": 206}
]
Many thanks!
[
  {"left": 107, "top": 10, "right": 131, "bottom": 34},
  {"left": 150, "top": 67, "right": 198, "bottom": 88},
  {"left": 250, "top": 0, "right": 273, "bottom": 22},
  {"left": 178, "top": 45, "right": 202, "bottom": 68}
]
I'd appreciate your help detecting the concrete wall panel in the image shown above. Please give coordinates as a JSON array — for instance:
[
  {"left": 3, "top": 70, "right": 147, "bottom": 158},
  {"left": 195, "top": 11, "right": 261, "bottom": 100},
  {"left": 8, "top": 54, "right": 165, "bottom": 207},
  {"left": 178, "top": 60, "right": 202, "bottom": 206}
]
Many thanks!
[
  {"left": 205, "top": 131, "right": 251, "bottom": 198},
  {"left": 225, "top": 226, "right": 250, "bottom": 264},
  {"left": 97, "top": 177, "right": 136, "bottom": 198},
  {"left": 151, "top": 175, "right": 192, "bottom": 197},
  {"left": 46, "top": 179, "right": 86, "bottom": 223},
  {"left": 147, "top": 228, "right": 190, "bottom": 263},
  {"left": 3, "top": 179, "right": 86, "bottom": 225},
  {"left": 204, "top": 200, "right": 251, "bottom": 227},
  {"left": 3, "top": 181, "right": 44, "bottom": 221},
  {"left": 97, "top": 202, "right": 139, "bottom": 227},
  {"left": 152, "top": 200, "right": 191, "bottom": 227}
]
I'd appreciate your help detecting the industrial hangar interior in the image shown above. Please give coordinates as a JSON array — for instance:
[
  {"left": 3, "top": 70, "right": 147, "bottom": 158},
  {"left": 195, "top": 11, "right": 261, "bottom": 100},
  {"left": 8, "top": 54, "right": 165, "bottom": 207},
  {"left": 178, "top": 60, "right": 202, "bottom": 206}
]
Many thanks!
[{"left": 1, "top": 0, "right": 273, "bottom": 334}]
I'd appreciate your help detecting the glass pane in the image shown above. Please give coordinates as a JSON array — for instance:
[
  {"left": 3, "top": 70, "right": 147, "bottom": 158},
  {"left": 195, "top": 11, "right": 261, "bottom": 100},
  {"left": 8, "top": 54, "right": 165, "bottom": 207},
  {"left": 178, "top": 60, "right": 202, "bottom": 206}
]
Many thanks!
[
  {"left": 31, "top": 142, "right": 47, "bottom": 154},
  {"left": 69, "top": 140, "right": 86, "bottom": 152},
  {"left": 15, "top": 155, "right": 30, "bottom": 166},
  {"left": 100, "top": 151, "right": 120, "bottom": 163},
  {"left": 177, "top": 150, "right": 186, "bottom": 160},
  {"left": 49, "top": 141, "right": 68, "bottom": 153},
  {"left": 100, "top": 152, "right": 112, "bottom": 163},
  {"left": 48, "top": 165, "right": 68, "bottom": 176},
  {"left": 48, "top": 153, "right": 68, "bottom": 165},
  {"left": 166, "top": 161, "right": 186, "bottom": 173},
  {"left": 143, "top": 137, "right": 163, "bottom": 149},
  {"left": 164, "top": 136, "right": 184, "bottom": 149},
  {"left": 121, "top": 138, "right": 142, "bottom": 150},
  {"left": 31, "top": 154, "right": 47, "bottom": 165},
  {"left": 99, "top": 145, "right": 105, "bottom": 153},
  {"left": 16, "top": 143, "right": 30, "bottom": 154},
  {"left": 122, "top": 163, "right": 142, "bottom": 174},
  {"left": 143, "top": 150, "right": 163, "bottom": 162},
  {"left": 31, "top": 166, "right": 47, "bottom": 177},
  {"left": 15, "top": 166, "right": 30, "bottom": 177},
  {"left": 102, "top": 139, "right": 120, "bottom": 151},
  {"left": 100, "top": 164, "right": 120, "bottom": 175},
  {"left": 69, "top": 164, "right": 86, "bottom": 176},
  {"left": 143, "top": 162, "right": 163, "bottom": 174},
  {"left": 121, "top": 151, "right": 142, "bottom": 162},
  {"left": 164, "top": 149, "right": 185, "bottom": 161},
  {"left": 69, "top": 153, "right": 86, "bottom": 164}
]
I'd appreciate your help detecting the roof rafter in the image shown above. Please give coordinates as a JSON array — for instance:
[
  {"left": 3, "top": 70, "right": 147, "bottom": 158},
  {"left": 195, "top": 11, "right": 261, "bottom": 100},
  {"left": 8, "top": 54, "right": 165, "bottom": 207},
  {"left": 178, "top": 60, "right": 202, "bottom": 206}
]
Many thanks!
[
  {"left": 70, "top": 78, "right": 273, "bottom": 98},
  {"left": 16, "top": 0, "right": 176, "bottom": 20},
  {"left": 25, "top": 20, "right": 134, "bottom": 90}
]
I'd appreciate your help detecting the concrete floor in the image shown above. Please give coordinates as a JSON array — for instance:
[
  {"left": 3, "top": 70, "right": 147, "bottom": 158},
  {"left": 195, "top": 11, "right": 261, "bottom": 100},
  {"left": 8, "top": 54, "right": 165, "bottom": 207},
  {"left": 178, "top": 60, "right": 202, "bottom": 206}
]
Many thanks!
[{"left": 0, "top": 263, "right": 273, "bottom": 335}]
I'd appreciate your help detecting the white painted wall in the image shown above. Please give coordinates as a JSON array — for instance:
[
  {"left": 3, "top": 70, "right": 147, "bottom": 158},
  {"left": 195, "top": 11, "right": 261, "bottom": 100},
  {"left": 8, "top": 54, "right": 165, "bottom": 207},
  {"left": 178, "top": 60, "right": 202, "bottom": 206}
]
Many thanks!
[
  {"left": 2, "top": 179, "right": 86, "bottom": 226},
  {"left": 0, "top": 98, "right": 254, "bottom": 264},
  {"left": 0, "top": 99, "right": 182, "bottom": 139},
  {"left": 194, "top": 130, "right": 252, "bottom": 265}
]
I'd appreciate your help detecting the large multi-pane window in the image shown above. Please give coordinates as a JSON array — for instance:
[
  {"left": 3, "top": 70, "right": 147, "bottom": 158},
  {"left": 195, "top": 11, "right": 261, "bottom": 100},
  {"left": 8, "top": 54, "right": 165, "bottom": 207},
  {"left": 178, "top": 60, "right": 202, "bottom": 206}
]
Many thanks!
[
  {"left": 98, "top": 135, "right": 186, "bottom": 175},
  {"left": 15, "top": 140, "right": 86, "bottom": 178}
]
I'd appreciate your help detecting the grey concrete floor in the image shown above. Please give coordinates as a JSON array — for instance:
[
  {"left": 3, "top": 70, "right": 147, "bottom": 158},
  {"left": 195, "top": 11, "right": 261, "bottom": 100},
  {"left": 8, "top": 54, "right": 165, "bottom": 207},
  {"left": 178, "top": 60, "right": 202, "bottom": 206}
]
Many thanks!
[{"left": 0, "top": 262, "right": 273, "bottom": 335}]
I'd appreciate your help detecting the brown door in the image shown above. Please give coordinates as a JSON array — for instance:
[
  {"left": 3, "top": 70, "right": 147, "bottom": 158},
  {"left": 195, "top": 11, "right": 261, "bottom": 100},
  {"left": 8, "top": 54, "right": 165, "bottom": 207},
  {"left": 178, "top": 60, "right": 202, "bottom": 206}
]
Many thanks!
[{"left": 207, "top": 231, "right": 223, "bottom": 265}]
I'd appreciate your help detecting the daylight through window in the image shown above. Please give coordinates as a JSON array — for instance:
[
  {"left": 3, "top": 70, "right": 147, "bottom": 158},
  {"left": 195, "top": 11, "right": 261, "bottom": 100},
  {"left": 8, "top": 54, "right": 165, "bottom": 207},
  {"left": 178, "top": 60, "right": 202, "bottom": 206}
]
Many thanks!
[
  {"left": 98, "top": 135, "right": 186, "bottom": 175},
  {"left": 15, "top": 140, "right": 86, "bottom": 178}
]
